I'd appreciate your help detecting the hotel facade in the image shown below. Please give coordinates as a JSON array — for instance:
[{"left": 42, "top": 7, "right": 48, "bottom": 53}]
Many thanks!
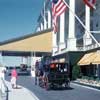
[{"left": 35, "top": 0, "right": 100, "bottom": 78}]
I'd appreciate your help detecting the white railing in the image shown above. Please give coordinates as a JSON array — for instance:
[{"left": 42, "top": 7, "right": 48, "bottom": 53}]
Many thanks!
[
  {"left": 54, "top": 42, "right": 100, "bottom": 56},
  {"left": 84, "top": 43, "right": 99, "bottom": 51},
  {"left": 76, "top": 42, "right": 100, "bottom": 51},
  {"left": 76, "top": 46, "right": 85, "bottom": 51}
]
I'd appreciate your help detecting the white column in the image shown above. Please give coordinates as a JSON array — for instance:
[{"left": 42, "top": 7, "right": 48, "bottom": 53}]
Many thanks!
[
  {"left": 40, "top": 23, "right": 43, "bottom": 31},
  {"left": 44, "top": 16, "right": 47, "bottom": 30},
  {"left": 84, "top": 5, "right": 92, "bottom": 46},
  {"left": 21, "top": 57, "right": 28, "bottom": 65},
  {"left": 59, "top": 12, "right": 65, "bottom": 51},
  {"left": 31, "top": 52, "right": 35, "bottom": 77},
  {"left": 43, "top": 1, "right": 47, "bottom": 30},
  {"left": 67, "top": 0, "right": 76, "bottom": 51},
  {"left": 48, "top": 9, "right": 51, "bottom": 28},
  {"left": 52, "top": 32, "right": 58, "bottom": 56}
]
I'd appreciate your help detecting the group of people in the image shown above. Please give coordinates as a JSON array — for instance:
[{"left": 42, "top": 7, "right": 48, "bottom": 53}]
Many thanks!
[
  {"left": 35, "top": 60, "right": 50, "bottom": 87},
  {"left": 0, "top": 63, "right": 18, "bottom": 89},
  {"left": 1, "top": 59, "right": 50, "bottom": 89},
  {"left": 11, "top": 59, "right": 50, "bottom": 88}
]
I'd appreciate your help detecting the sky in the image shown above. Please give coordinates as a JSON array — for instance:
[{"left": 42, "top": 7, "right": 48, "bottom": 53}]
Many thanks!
[
  {"left": 0, "top": 0, "right": 44, "bottom": 66},
  {"left": 0, "top": 0, "right": 44, "bottom": 42}
]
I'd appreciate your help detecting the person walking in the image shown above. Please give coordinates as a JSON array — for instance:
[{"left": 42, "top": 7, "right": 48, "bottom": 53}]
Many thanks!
[
  {"left": 0, "top": 63, "right": 6, "bottom": 80},
  {"left": 35, "top": 60, "right": 39, "bottom": 85},
  {"left": 0, "top": 63, "right": 7, "bottom": 95},
  {"left": 11, "top": 68, "right": 18, "bottom": 89}
]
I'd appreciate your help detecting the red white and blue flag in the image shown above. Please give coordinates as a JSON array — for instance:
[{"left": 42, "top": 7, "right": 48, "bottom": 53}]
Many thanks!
[
  {"left": 83, "top": 0, "right": 96, "bottom": 9},
  {"left": 52, "top": 0, "right": 67, "bottom": 33}
]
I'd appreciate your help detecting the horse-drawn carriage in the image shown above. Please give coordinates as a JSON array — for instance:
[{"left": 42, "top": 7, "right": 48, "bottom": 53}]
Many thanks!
[{"left": 38, "top": 62, "right": 70, "bottom": 90}]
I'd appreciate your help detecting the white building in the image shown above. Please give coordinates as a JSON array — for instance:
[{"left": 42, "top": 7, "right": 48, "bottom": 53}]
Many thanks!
[{"left": 35, "top": 0, "right": 100, "bottom": 78}]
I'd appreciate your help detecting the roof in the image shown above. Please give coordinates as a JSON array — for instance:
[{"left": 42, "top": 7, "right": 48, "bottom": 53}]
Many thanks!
[
  {"left": 0, "top": 28, "right": 52, "bottom": 45},
  {"left": 0, "top": 29, "right": 53, "bottom": 53}
]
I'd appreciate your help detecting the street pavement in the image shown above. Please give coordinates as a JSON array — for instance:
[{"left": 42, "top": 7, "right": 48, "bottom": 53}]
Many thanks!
[{"left": 5, "top": 73, "right": 100, "bottom": 100}]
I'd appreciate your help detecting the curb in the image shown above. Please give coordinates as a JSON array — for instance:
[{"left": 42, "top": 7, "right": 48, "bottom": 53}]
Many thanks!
[{"left": 72, "top": 81, "right": 100, "bottom": 90}]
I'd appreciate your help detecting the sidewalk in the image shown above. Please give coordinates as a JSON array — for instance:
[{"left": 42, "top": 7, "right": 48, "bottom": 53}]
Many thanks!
[
  {"left": 73, "top": 79, "right": 100, "bottom": 90},
  {"left": 0, "top": 97, "right": 1, "bottom": 100},
  {"left": 5, "top": 81, "right": 39, "bottom": 100}
]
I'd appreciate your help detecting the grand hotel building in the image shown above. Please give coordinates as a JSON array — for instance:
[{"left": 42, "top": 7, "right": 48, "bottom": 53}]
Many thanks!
[{"left": 35, "top": 0, "right": 100, "bottom": 78}]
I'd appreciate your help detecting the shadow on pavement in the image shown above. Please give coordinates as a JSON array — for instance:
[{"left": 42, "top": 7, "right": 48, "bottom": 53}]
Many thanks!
[{"left": 51, "top": 87, "right": 74, "bottom": 91}]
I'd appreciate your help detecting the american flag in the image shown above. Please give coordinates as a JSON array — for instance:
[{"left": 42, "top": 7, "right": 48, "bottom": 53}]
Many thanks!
[
  {"left": 52, "top": 0, "right": 67, "bottom": 33},
  {"left": 83, "top": 0, "right": 96, "bottom": 9}
]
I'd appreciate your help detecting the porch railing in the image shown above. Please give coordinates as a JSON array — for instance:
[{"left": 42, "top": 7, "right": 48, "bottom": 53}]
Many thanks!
[{"left": 76, "top": 43, "right": 100, "bottom": 51}]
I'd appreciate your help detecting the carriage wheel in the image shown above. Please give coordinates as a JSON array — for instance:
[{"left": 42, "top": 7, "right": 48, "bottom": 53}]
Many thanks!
[{"left": 45, "top": 82, "right": 51, "bottom": 90}]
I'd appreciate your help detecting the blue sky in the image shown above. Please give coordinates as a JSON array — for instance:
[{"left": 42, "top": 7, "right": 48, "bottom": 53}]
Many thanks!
[
  {"left": 0, "top": 0, "right": 44, "bottom": 66},
  {"left": 0, "top": 0, "right": 44, "bottom": 42}
]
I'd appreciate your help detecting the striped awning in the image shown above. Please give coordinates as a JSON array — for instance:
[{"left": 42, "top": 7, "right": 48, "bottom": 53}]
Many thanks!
[
  {"left": 92, "top": 51, "right": 100, "bottom": 64},
  {"left": 78, "top": 52, "right": 94, "bottom": 65},
  {"left": 78, "top": 51, "right": 100, "bottom": 65}
]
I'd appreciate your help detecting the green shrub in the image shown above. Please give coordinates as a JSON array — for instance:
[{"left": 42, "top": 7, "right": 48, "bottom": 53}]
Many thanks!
[{"left": 72, "top": 65, "right": 81, "bottom": 80}]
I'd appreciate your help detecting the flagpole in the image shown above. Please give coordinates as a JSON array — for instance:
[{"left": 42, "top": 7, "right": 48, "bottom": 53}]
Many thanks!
[{"left": 63, "top": 0, "right": 100, "bottom": 47}]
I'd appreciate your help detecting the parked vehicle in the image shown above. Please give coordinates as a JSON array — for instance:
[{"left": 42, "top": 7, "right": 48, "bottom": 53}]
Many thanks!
[
  {"left": 20, "top": 64, "right": 27, "bottom": 71},
  {"left": 39, "top": 62, "right": 70, "bottom": 90}
]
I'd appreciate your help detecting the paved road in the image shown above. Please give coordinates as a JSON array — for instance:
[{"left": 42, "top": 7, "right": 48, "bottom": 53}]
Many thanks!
[{"left": 6, "top": 74, "right": 100, "bottom": 100}]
